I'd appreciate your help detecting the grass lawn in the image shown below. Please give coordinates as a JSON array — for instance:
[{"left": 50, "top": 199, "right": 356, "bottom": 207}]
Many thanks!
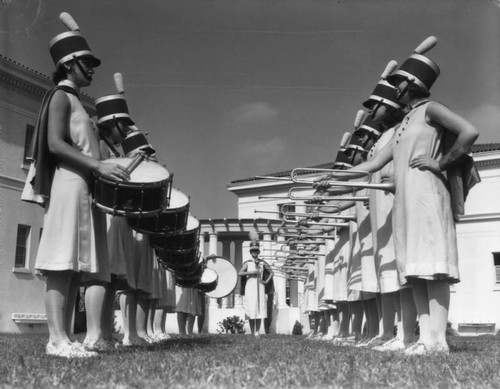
[{"left": 1, "top": 333, "right": 500, "bottom": 388}]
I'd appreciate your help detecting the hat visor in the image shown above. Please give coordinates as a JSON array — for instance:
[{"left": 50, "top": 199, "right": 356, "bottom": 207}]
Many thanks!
[
  {"left": 385, "top": 73, "right": 407, "bottom": 86},
  {"left": 80, "top": 54, "right": 101, "bottom": 68}
]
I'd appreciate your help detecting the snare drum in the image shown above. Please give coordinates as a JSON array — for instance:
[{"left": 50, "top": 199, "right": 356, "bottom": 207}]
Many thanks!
[
  {"left": 94, "top": 157, "right": 171, "bottom": 217},
  {"left": 174, "top": 262, "right": 203, "bottom": 287},
  {"left": 196, "top": 268, "right": 218, "bottom": 293},
  {"left": 156, "top": 247, "right": 199, "bottom": 269},
  {"left": 128, "top": 188, "right": 189, "bottom": 235},
  {"left": 150, "top": 215, "right": 199, "bottom": 251},
  {"left": 204, "top": 256, "right": 238, "bottom": 299}
]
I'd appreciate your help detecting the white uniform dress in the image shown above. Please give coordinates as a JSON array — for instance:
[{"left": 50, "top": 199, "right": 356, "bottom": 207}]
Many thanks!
[
  {"left": 392, "top": 102, "right": 459, "bottom": 284},
  {"left": 35, "top": 80, "right": 109, "bottom": 282},
  {"left": 368, "top": 127, "right": 401, "bottom": 293},
  {"left": 243, "top": 260, "right": 267, "bottom": 319}
]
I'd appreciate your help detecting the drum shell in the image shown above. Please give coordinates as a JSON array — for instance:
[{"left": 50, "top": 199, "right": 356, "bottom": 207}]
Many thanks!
[
  {"left": 94, "top": 177, "right": 170, "bottom": 217},
  {"left": 174, "top": 263, "right": 203, "bottom": 287},
  {"left": 128, "top": 205, "right": 189, "bottom": 235},
  {"left": 174, "top": 262, "right": 203, "bottom": 278},
  {"left": 156, "top": 247, "right": 199, "bottom": 268},
  {"left": 150, "top": 229, "right": 199, "bottom": 251},
  {"left": 196, "top": 268, "right": 218, "bottom": 293}
]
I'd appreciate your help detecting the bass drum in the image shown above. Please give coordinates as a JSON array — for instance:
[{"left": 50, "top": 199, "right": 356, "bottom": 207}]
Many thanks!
[{"left": 204, "top": 256, "right": 238, "bottom": 299}]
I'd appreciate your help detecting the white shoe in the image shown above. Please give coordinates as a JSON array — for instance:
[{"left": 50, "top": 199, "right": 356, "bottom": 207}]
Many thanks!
[
  {"left": 373, "top": 338, "right": 406, "bottom": 352},
  {"left": 46, "top": 342, "right": 98, "bottom": 358}
]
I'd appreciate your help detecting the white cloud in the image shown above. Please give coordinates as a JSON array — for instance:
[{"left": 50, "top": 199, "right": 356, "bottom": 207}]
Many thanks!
[
  {"left": 465, "top": 104, "right": 500, "bottom": 143},
  {"left": 245, "top": 137, "right": 286, "bottom": 156},
  {"left": 230, "top": 102, "right": 279, "bottom": 124}
]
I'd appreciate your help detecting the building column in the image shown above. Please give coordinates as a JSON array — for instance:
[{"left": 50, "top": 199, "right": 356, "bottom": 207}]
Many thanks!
[
  {"left": 274, "top": 269, "right": 288, "bottom": 309},
  {"left": 199, "top": 233, "right": 205, "bottom": 258},
  {"left": 221, "top": 241, "right": 232, "bottom": 308},
  {"left": 233, "top": 241, "right": 244, "bottom": 309},
  {"left": 208, "top": 233, "right": 219, "bottom": 308}
]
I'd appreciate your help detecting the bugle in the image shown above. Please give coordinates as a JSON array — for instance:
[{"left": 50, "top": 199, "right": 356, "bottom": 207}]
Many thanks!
[
  {"left": 288, "top": 187, "right": 369, "bottom": 202},
  {"left": 291, "top": 167, "right": 370, "bottom": 184}
]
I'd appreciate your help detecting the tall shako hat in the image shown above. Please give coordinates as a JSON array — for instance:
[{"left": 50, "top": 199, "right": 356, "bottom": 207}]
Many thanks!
[
  {"left": 332, "top": 132, "right": 353, "bottom": 169},
  {"left": 49, "top": 12, "right": 101, "bottom": 67},
  {"left": 95, "top": 73, "right": 135, "bottom": 125},
  {"left": 363, "top": 61, "right": 402, "bottom": 109},
  {"left": 249, "top": 229, "right": 260, "bottom": 252},
  {"left": 386, "top": 36, "right": 440, "bottom": 91},
  {"left": 345, "top": 110, "right": 382, "bottom": 154}
]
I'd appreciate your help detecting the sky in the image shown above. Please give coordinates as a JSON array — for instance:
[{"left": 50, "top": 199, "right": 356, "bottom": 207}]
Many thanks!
[{"left": 1, "top": 0, "right": 499, "bottom": 220}]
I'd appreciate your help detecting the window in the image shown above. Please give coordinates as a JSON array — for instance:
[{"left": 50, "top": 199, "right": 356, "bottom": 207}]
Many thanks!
[
  {"left": 493, "top": 252, "right": 500, "bottom": 283},
  {"left": 23, "top": 124, "right": 35, "bottom": 165},
  {"left": 15, "top": 224, "right": 31, "bottom": 268}
]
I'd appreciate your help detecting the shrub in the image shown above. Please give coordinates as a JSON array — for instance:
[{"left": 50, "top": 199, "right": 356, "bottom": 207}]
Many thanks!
[
  {"left": 217, "top": 315, "right": 246, "bottom": 334},
  {"left": 292, "top": 320, "right": 303, "bottom": 335}
]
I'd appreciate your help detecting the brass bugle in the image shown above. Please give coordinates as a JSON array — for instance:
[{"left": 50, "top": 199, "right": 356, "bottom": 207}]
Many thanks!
[
  {"left": 255, "top": 175, "right": 293, "bottom": 182},
  {"left": 288, "top": 187, "right": 369, "bottom": 202},
  {"left": 291, "top": 167, "right": 371, "bottom": 183},
  {"left": 258, "top": 195, "right": 290, "bottom": 200},
  {"left": 324, "top": 180, "right": 395, "bottom": 193},
  {"left": 284, "top": 219, "right": 349, "bottom": 228},
  {"left": 279, "top": 233, "right": 337, "bottom": 240},
  {"left": 281, "top": 208, "right": 356, "bottom": 221}
]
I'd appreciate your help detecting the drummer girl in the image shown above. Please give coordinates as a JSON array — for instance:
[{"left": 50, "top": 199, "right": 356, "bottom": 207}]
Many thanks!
[{"left": 24, "top": 13, "right": 129, "bottom": 358}]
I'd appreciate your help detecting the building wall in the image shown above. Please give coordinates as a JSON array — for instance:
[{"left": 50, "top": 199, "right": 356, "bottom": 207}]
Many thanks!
[{"left": 0, "top": 57, "right": 95, "bottom": 333}]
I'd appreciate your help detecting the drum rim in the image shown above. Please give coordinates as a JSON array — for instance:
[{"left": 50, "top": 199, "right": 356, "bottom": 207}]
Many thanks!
[{"left": 95, "top": 203, "right": 167, "bottom": 217}]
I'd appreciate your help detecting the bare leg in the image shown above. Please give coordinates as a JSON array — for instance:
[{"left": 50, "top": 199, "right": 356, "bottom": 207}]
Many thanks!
[
  {"left": 45, "top": 270, "right": 76, "bottom": 346},
  {"left": 249, "top": 319, "right": 256, "bottom": 335},
  {"left": 410, "top": 280, "right": 430, "bottom": 345},
  {"left": 147, "top": 299, "right": 158, "bottom": 339},
  {"left": 338, "top": 303, "right": 350, "bottom": 337},
  {"left": 329, "top": 309, "right": 340, "bottom": 337},
  {"left": 426, "top": 280, "right": 450, "bottom": 350},
  {"left": 350, "top": 301, "right": 364, "bottom": 340},
  {"left": 83, "top": 283, "right": 107, "bottom": 344},
  {"left": 400, "top": 287, "right": 417, "bottom": 344},
  {"left": 120, "top": 292, "right": 139, "bottom": 343},
  {"left": 186, "top": 314, "right": 195, "bottom": 335},
  {"left": 177, "top": 312, "right": 187, "bottom": 335},
  {"left": 65, "top": 273, "right": 81, "bottom": 339},
  {"left": 102, "top": 283, "right": 117, "bottom": 341},
  {"left": 255, "top": 318, "right": 262, "bottom": 334},
  {"left": 136, "top": 295, "right": 150, "bottom": 341},
  {"left": 365, "top": 299, "right": 379, "bottom": 339},
  {"left": 380, "top": 292, "right": 397, "bottom": 339}
]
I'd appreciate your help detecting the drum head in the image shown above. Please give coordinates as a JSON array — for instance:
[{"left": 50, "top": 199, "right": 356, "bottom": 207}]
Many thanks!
[
  {"left": 204, "top": 256, "right": 237, "bottom": 299},
  {"left": 102, "top": 157, "right": 170, "bottom": 183},
  {"left": 185, "top": 215, "right": 200, "bottom": 232},
  {"left": 168, "top": 188, "right": 190, "bottom": 210}
]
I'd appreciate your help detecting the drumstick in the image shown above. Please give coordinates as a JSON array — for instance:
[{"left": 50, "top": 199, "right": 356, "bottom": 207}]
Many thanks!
[{"left": 125, "top": 153, "right": 146, "bottom": 174}]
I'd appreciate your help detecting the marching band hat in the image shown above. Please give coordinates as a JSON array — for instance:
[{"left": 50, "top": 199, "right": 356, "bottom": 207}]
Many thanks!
[
  {"left": 249, "top": 241, "right": 260, "bottom": 252},
  {"left": 49, "top": 12, "right": 101, "bottom": 67},
  {"left": 345, "top": 117, "right": 382, "bottom": 154},
  {"left": 363, "top": 80, "right": 402, "bottom": 110},
  {"left": 363, "top": 60, "right": 403, "bottom": 109},
  {"left": 332, "top": 131, "right": 353, "bottom": 169},
  {"left": 95, "top": 95, "right": 135, "bottom": 125},
  {"left": 386, "top": 36, "right": 440, "bottom": 92}
]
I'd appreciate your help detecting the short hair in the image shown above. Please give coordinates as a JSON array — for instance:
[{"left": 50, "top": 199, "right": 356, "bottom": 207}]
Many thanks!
[
  {"left": 406, "top": 83, "right": 431, "bottom": 99},
  {"left": 51, "top": 63, "right": 70, "bottom": 85}
]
